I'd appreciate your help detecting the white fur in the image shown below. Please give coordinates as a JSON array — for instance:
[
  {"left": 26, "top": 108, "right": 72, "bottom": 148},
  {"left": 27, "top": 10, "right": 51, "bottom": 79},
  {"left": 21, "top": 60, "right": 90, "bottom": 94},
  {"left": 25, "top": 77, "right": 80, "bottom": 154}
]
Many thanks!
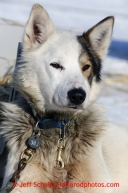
[{"left": 88, "top": 78, "right": 102, "bottom": 105}]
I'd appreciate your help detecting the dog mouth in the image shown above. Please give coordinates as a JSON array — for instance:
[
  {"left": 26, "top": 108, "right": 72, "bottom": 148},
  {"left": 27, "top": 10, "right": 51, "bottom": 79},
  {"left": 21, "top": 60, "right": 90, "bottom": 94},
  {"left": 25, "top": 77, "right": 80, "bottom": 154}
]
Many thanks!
[
  {"left": 52, "top": 97, "right": 84, "bottom": 111},
  {"left": 70, "top": 106, "right": 77, "bottom": 109},
  {"left": 66, "top": 103, "right": 84, "bottom": 110},
  {"left": 53, "top": 101, "right": 83, "bottom": 111},
  {"left": 68, "top": 105, "right": 79, "bottom": 109}
]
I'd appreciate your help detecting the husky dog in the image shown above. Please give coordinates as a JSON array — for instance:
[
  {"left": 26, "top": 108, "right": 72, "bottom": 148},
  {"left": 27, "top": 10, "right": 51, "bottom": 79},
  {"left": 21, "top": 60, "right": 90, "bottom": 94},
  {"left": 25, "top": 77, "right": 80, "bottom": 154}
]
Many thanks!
[{"left": 0, "top": 4, "right": 128, "bottom": 193}]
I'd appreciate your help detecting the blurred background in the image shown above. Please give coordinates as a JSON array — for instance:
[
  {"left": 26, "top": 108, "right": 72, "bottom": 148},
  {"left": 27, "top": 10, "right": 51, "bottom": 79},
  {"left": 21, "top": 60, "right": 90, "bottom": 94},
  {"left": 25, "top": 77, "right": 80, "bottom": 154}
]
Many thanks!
[{"left": 0, "top": 0, "right": 128, "bottom": 126}]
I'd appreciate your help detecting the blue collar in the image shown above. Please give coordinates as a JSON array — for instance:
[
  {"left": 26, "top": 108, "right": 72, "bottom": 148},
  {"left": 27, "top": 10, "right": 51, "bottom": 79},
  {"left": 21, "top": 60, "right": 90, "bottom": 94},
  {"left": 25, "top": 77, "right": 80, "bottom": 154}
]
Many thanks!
[
  {"left": 38, "top": 118, "right": 69, "bottom": 130},
  {"left": 36, "top": 118, "right": 69, "bottom": 139},
  {"left": 30, "top": 106, "right": 69, "bottom": 136}
]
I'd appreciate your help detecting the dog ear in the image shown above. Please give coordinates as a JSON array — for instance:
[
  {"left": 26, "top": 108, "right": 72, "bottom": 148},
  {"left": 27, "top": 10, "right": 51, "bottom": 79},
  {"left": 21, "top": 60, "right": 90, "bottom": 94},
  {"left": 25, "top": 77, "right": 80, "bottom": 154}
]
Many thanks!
[
  {"left": 23, "top": 4, "right": 55, "bottom": 50},
  {"left": 84, "top": 16, "right": 114, "bottom": 60}
]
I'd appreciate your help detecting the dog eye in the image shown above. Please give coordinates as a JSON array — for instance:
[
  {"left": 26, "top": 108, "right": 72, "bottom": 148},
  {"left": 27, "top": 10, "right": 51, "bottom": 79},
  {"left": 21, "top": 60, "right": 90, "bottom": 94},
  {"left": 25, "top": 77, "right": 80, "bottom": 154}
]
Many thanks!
[
  {"left": 50, "top": 62, "right": 62, "bottom": 69},
  {"left": 82, "top": 64, "right": 90, "bottom": 71}
]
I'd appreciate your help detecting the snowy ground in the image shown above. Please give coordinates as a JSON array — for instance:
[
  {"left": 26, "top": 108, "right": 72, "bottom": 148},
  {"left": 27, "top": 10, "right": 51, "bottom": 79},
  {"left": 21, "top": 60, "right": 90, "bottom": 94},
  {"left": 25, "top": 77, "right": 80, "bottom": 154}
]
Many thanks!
[{"left": 0, "top": 0, "right": 128, "bottom": 127}]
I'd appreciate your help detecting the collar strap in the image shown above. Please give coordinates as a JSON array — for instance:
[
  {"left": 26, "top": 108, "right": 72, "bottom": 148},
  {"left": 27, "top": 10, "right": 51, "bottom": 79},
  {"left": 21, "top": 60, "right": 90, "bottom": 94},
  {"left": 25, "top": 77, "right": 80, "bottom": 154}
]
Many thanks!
[
  {"left": 30, "top": 106, "right": 69, "bottom": 132},
  {"left": 38, "top": 118, "right": 69, "bottom": 130}
]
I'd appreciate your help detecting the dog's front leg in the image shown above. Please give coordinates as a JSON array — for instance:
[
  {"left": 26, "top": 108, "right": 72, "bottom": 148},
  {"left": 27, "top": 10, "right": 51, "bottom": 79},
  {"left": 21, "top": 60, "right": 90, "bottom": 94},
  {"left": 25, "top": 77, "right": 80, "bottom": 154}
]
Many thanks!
[{"left": 65, "top": 141, "right": 115, "bottom": 193}]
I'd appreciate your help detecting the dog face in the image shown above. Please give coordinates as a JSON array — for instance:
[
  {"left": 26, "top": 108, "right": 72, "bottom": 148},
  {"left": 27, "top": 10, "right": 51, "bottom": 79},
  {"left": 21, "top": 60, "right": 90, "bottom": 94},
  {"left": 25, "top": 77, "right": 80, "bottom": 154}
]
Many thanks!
[
  {"left": 33, "top": 32, "right": 91, "bottom": 112},
  {"left": 15, "top": 4, "right": 114, "bottom": 114}
]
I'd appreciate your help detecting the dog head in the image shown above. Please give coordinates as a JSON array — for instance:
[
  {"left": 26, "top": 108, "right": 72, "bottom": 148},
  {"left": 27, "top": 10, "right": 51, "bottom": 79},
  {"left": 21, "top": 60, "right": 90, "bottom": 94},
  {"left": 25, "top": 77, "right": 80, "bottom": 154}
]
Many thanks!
[{"left": 14, "top": 4, "right": 114, "bottom": 114}]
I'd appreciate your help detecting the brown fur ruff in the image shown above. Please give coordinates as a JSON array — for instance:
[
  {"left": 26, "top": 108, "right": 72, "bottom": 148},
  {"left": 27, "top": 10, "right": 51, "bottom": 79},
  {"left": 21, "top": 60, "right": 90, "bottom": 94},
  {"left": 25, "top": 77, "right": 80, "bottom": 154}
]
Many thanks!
[{"left": 0, "top": 98, "right": 105, "bottom": 192}]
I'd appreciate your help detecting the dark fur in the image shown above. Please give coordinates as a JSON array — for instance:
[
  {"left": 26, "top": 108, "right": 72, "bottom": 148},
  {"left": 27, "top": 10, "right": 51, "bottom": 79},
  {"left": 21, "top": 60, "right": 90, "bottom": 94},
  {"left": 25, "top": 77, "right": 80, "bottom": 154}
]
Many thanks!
[{"left": 77, "top": 35, "right": 102, "bottom": 84}]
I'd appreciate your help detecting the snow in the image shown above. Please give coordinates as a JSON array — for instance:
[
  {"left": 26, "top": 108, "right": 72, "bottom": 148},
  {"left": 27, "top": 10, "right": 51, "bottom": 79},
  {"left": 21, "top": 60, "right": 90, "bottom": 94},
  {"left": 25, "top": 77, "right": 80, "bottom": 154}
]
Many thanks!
[
  {"left": 103, "top": 57, "right": 128, "bottom": 76},
  {"left": 0, "top": 0, "right": 128, "bottom": 40}
]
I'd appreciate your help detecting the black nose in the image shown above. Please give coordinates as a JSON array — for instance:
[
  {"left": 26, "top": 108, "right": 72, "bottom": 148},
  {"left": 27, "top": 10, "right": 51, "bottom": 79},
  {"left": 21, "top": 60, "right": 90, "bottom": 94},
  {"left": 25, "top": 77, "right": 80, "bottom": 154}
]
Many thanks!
[{"left": 68, "top": 88, "right": 86, "bottom": 105}]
